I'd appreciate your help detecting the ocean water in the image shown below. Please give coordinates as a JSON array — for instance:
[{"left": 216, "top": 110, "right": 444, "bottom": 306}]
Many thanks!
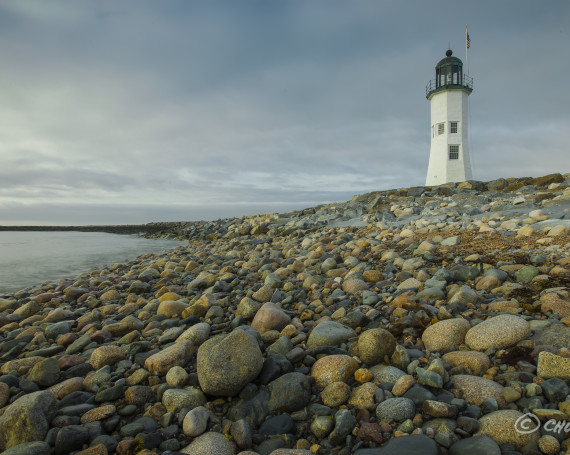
[{"left": 0, "top": 231, "right": 184, "bottom": 295}]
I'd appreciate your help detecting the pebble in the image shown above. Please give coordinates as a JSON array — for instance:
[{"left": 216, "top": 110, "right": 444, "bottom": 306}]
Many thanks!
[
  {"left": 392, "top": 374, "right": 415, "bottom": 396},
  {"left": 452, "top": 375, "right": 506, "bottom": 406},
  {"left": 310, "top": 416, "right": 334, "bottom": 438},
  {"left": 328, "top": 408, "right": 356, "bottom": 446},
  {"left": 538, "top": 434, "right": 560, "bottom": 454},
  {"left": 179, "top": 431, "right": 236, "bottom": 454},
  {"left": 354, "top": 433, "right": 440, "bottom": 455},
  {"left": 416, "top": 367, "right": 443, "bottom": 388},
  {"left": 165, "top": 366, "right": 188, "bottom": 387},
  {"left": 357, "top": 328, "right": 396, "bottom": 365},
  {"left": 375, "top": 397, "right": 416, "bottom": 422},
  {"left": 251, "top": 302, "right": 291, "bottom": 333},
  {"left": 537, "top": 351, "right": 570, "bottom": 379},
  {"left": 0, "top": 441, "right": 52, "bottom": 455},
  {"left": 421, "top": 318, "right": 471, "bottom": 351},
  {"left": 0, "top": 382, "right": 10, "bottom": 408},
  {"left": 311, "top": 355, "right": 359, "bottom": 388},
  {"left": 465, "top": 314, "right": 531, "bottom": 351},
  {"left": 144, "top": 340, "right": 194, "bottom": 374},
  {"left": 448, "top": 435, "right": 500, "bottom": 455},
  {"left": 342, "top": 279, "right": 369, "bottom": 294},
  {"left": 182, "top": 405, "right": 209, "bottom": 437},
  {"left": 89, "top": 345, "right": 126, "bottom": 370},
  {"left": 442, "top": 351, "right": 490, "bottom": 375},
  {"left": 307, "top": 320, "right": 356, "bottom": 347},
  {"left": 348, "top": 382, "right": 378, "bottom": 410},
  {"left": 540, "top": 377, "right": 568, "bottom": 402},
  {"left": 161, "top": 387, "right": 206, "bottom": 413},
  {"left": 476, "top": 409, "right": 540, "bottom": 450},
  {"left": 321, "top": 381, "right": 351, "bottom": 407}
]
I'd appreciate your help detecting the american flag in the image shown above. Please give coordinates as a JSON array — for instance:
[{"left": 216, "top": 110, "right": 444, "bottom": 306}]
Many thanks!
[{"left": 467, "top": 33, "right": 471, "bottom": 49}]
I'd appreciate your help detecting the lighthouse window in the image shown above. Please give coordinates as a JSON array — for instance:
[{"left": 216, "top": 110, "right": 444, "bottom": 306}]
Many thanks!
[
  {"left": 449, "top": 145, "right": 459, "bottom": 160},
  {"left": 437, "top": 123, "right": 445, "bottom": 135},
  {"left": 450, "top": 122, "right": 458, "bottom": 133}
]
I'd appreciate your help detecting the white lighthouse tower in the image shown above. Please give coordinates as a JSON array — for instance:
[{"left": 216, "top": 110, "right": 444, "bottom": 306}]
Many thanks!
[{"left": 425, "top": 49, "right": 473, "bottom": 186}]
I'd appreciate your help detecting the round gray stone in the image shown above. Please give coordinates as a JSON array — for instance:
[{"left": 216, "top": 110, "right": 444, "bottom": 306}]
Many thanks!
[{"left": 376, "top": 397, "right": 416, "bottom": 422}]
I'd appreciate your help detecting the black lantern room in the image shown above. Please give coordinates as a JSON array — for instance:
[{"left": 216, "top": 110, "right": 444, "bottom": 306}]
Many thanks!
[{"left": 426, "top": 50, "right": 473, "bottom": 99}]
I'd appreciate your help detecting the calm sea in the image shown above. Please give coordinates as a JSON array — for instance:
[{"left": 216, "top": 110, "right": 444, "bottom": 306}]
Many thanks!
[{"left": 0, "top": 231, "right": 183, "bottom": 295}]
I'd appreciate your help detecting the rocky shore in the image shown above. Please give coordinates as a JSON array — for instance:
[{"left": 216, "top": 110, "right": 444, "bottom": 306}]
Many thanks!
[{"left": 0, "top": 172, "right": 569, "bottom": 455}]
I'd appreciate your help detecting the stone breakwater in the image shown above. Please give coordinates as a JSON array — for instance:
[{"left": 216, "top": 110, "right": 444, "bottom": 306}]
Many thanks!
[{"left": 0, "top": 172, "right": 569, "bottom": 455}]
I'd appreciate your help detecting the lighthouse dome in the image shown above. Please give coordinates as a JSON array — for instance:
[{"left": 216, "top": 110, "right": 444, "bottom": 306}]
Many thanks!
[{"left": 436, "top": 49, "right": 463, "bottom": 69}]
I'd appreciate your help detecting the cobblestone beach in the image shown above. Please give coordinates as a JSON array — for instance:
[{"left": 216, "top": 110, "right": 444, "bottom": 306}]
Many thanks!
[{"left": 0, "top": 173, "right": 569, "bottom": 455}]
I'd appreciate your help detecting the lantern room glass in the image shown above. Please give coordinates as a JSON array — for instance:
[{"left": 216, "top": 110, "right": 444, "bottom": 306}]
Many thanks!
[{"left": 436, "top": 64, "right": 463, "bottom": 88}]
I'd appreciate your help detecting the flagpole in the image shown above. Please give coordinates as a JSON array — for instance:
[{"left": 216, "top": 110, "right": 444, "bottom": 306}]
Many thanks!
[{"left": 466, "top": 25, "right": 469, "bottom": 77}]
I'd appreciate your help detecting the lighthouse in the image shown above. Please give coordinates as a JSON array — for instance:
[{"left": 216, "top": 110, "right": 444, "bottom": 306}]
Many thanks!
[{"left": 425, "top": 49, "right": 473, "bottom": 186}]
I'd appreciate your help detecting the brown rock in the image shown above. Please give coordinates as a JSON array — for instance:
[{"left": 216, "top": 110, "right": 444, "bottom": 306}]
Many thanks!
[
  {"left": 251, "top": 302, "right": 291, "bottom": 334},
  {"left": 144, "top": 340, "right": 194, "bottom": 374},
  {"left": 57, "top": 333, "right": 78, "bottom": 346},
  {"left": 348, "top": 382, "right": 378, "bottom": 410},
  {"left": 357, "top": 422, "right": 383, "bottom": 443},
  {"left": 125, "top": 386, "right": 155, "bottom": 405},
  {"left": 354, "top": 368, "right": 373, "bottom": 384},
  {"left": 0, "top": 390, "right": 57, "bottom": 451},
  {"left": 311, "top": 355, "right": 359, "bottom": 388},
  {"left": 0, "top": 382, "right": 9, "bottom": 408},
  {"left": 465, "top": 314, "right": 530, "bottom": 351},
  {"left": 252, "top": 285, "right": 274, "bottom": 303},
  {"left": 13, "top": 300, "right": 40, "bottom": 318},
  {"left": 541, "top": 294, "right": 570, "bottom": 318},
  {"left": 362, "top": 270, "right": 383, "bottom": 283},
  {"left": 537, "top": 351, "right": 570, "bottom": 380},
  {"left": 442, "top": 351, "right": 490, "bottom": 375},
  {"left": 268, "top": 451, "right": 313, "bottom": 455},
  {"left": 89, "top": 345, "right": 127, "bottom": 371},
  {"left": 57, "top": 355, "right": 85, "bottom": 370},
  {"left": 182, "top": 294, "right": 214, "bottom": 318},
  {"left": 392, "top": 375, "right": 416, "bottom": 396},
  {"left": 321, "top": 382, "right": 351, "bottom": 407},
  {"left": 422, "top": 400, "right": 458, "bottom": 418},
  {"left": 197, "top": 330, "right": 263, "bottom": 397},
  {"left": 342, "top": 279, "right": 369, "bottom": 294},
  {"left": 179, "top": 431, "right": 237, "bottom": 454},
  {"left": 49, "top": 377, "right": 83, "bottom": 399},
  {"left": 476, "top": 410, "right": 540, "bottom": 450},
  {"left": 44, "top": 307, "right": 73, "bottom": 322},
  {"left": 475, "top": 276, "right": 501, "bottom": 291},
  {"left": 390, "top": 291, "right": 414, "bottom": 308},
  {"left": 452, "top": 374, "right": 506, "bottom": 406},
  {"left": 1, "top": 357, "right": 44, "bottom": 375},
  {"left": 487, "top": 300, "right": 521, "bottom": 313},
  {"left": 421, "top": 318, "right": 471, "bottom": 351},
  {"left": 100, "top": 289, "right": 121, "bottom": 301},
  {"left": 80, "top": 405, "right": 116, "bottom": 423},
  {"left": 357, "top": 328, "right": 396, "bottom": 365},
  {"left": 157, "top": 300, "right": 189, "bottom": 317},
  {"left": 35, "top": 292, "right": 56, "bottom": 304},
  {"left": 75, "top": 443, "right": 109, "bottom": 455},
  {"left": 159, "top": 291, "right": 183, "bottom": 302}
]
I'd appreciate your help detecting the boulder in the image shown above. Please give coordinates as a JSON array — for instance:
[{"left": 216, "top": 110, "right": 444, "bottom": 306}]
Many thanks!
[
  {"left": 0, "top": 391, "right": 57, "bottom": 451},
  {"left": 197, "top": 330, "right": 263, "bottom": 396}
]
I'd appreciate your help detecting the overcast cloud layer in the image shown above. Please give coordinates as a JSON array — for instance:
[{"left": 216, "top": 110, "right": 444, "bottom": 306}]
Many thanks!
[{"left": 0, "top": 0, "right": 568, "bottom": 225}]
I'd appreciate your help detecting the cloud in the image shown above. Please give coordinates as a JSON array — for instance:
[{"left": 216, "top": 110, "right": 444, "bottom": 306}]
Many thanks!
[{"left": 0, "top": 1, "right": 568, "bottom": 225}]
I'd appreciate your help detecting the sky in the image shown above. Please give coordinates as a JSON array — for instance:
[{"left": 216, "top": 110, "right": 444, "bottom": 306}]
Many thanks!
[{"left": 0, "top": 0, "right": 568, "bottom": 225}]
